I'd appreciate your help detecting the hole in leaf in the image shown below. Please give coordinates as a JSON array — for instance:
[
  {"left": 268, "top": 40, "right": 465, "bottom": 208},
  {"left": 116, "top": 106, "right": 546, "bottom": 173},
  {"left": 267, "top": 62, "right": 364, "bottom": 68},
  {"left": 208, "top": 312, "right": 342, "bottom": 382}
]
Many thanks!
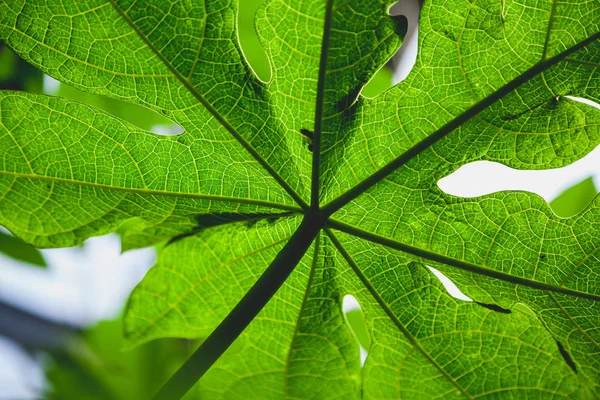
[
  {"left": 362, "top": 66, "right": 394, "bottom": 99},
  {"left": 427, "top": 266, "right": 472, "bottom": 301},
  {"left": 342, "top": 294, "right": 370, "bottom": 365},
  {"left": 438, "top": 147, "right": 600, "bottom": 215},
  {"left": 388, "top": 0, "right": 420, "bottom": 84},
  {"left": 43, "top": 75, "right": 183, "bottom": 135},
  {"left": 556, "top": 340, "right": 577, "bottom": 373},
  {"left": 42, "top": 74, "right": 60, "bottom": 95},
  {"left": 148, "top": 124, "right": 185, "bottom": 136},
  {"left": 475, "top": 302, "right": 511, "bottom": 314},
  {"left": 438, "top": 96, "right": 600, "bottom": 215},
  {"left": 566, "top": 95, "right": 600, "bottom": 111},
  {"left": 362, "top": 0, "right": 420, "bottom": 97},
  {"left": 0, "top": 44, "right": 43, "bottom": 93},
  {"left": 238, "top": 0, "right": 270, "bottom": 82}
]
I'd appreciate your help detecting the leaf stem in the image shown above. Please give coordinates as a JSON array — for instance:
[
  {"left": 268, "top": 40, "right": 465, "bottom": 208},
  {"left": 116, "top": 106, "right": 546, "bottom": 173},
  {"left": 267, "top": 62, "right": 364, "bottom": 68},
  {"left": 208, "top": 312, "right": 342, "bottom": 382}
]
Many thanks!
[
  {"left": 311, "top": 0, "right": 335, "bottom": 211},
  {"left": 151, "top": 215, "right": 324, "bottom": 400},
  {"left": 320, "top": 31, "right": 600, "bottom": 217}
]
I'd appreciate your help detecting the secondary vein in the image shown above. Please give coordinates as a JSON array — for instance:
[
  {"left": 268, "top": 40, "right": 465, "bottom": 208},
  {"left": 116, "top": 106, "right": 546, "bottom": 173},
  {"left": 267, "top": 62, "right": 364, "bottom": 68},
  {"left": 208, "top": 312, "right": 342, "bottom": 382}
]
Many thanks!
[
  {"left": 106, "top": 0, "right": 309, "bottom": 211},
  {"left": 311, "top": 0, "right": 335, "bottom": 211},
  {"left": 541, "top": 0, "right": 559, "bottom": 60},
  {"left": 1, "top": 170, "right": 302, "bottom": 212},
  {"left": 328, "top": 219, "right": 600, "bottom": 302},
  {"left": 321, "top": 31, "right": 600, "bottom": 216},
  {"left": 326, "top": 229, "right": 474, "bottom": 399}
]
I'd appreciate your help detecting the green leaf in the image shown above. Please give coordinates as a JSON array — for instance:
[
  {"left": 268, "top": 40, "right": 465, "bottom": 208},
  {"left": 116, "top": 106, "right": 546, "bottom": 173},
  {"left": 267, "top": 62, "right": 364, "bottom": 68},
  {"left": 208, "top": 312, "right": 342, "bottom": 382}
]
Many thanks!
[
  {"left": 0, "top": 92, "right": 296, "bottom": 249},
  {"left": 550, "top": 176, "right": 598, "bottom": 217},
  {"left": 125, "top": 216, "right": 302, "bottom": 347},
  {"left": 0, "top": 229, "right": 46, "bottom": 266},
  {"left": 0, "top": 44, "right": 43, "bottom": 93},
  {"left": 46, "top": 318, "right": 193, "bottom": 400},
  {"left": 328, "top": 230, "right": 592, "bottom": 398},
  {"left": 1, "top": 0, "right": 599, "bottom": 398},
  {"left": 344, "top": 307, "right": 371, "bottom": 351},
  {"left": 55, "top": 83, "right": 175, "bottom": 133}
]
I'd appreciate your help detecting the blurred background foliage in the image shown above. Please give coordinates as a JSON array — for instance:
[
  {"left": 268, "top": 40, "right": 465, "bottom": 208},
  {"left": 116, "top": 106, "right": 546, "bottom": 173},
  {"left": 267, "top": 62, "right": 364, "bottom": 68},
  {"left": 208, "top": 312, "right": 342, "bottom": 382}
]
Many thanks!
[
  {"left": 45, "top": 318, "right": 195, "bottom": 400},
  {"left": 549, "top": 176, "right": 598, "bottom": 218},
  {"left": 0, "top": 0, "right": 597, "bottom": 398}
]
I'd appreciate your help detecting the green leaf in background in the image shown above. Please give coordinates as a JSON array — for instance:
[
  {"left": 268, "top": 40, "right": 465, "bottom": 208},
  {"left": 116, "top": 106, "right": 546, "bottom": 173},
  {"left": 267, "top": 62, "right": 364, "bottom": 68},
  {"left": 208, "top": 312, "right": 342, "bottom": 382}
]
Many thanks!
[
  {"left": 0, "top": 42, "right": 43, "bottom": 93},
  {"left": 344, "top": 306, "right": 371, "bottom": 351},
  {"left": 1, "top": 0, "right": 599, "bottom": 398},
  {"left": 56, "top": 83, "right": 176, "bottom": 133},
  {"left": 0, "top": 230, "right": 46, "bottom": 267},
  {"left": 550, "top": 176, "right": 598, "bottom": 218},
  {"left": 361, "top": 66, "right": 393, "bottom": 98},
  {"left": 238, "top": 0, "right": 271, "bottom": 82},
  {"left": 46, "top": 318, "right": 193, "bottom": 400}
]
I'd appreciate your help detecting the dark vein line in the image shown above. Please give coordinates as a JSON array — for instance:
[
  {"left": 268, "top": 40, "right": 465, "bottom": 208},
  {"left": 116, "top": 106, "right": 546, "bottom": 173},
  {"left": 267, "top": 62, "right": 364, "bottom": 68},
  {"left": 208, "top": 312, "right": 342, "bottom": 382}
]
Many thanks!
[
  {"left": 311, "top": 0, "right": 335, "bottom": 211},
  {"left": 284, "top": 232, "right": 320, "bottom": 397},
  {"left": 152, "top": 216, "right": 322, "bottom": 400},
  {"left": 167, "top": 211, "right": 299, "bottom": 246},
  {"left": 325, "top": 229, "right": 474, "bottom": 400},
  {"left": 565, "top": 58, "right": 600, "bottom": 68},
  {"left": 549, "top": 293, "right": 600, "bottom": 351},
  {"left": 328, "top": 219, "right": 600, "bottom": 302},
  {"left": 106, "top": 0, "right": 309, "bottom": 211},
  {"left": 129, "top": 235, "right": 292, "bottom": 342},
  {"left": 559, "top": 245, "right": 600, "bottom": 286},
  {"left": 321, "top": 31, "right": 600, "bottom": 216},
  {"left": 1, "top": 170, "right": 302, "bottom": 212},
  {"left": 541, "top": 0, "right": 559, "bottom": 60}
]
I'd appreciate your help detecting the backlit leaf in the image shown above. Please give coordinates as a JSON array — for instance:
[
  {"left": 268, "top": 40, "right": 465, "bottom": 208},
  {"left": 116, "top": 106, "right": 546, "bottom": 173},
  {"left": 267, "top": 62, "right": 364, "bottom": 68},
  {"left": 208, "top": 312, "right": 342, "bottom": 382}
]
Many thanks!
[{"left": 1, "top": 0, "right": 599, "bottom": 398}]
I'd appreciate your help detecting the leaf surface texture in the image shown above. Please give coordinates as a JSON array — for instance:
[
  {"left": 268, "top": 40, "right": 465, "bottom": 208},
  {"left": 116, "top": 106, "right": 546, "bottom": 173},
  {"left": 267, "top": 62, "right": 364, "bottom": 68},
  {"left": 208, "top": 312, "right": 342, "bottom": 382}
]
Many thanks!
[{"left": 1, "top": 0, "right": 599, "bottom": 398}]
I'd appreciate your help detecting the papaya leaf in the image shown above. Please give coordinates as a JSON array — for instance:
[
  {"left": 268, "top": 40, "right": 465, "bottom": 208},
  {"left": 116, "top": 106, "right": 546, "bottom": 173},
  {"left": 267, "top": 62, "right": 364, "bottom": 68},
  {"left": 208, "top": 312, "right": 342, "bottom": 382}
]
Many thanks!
[{"left": 1, "top": 0, "right": 599, "bottom": 399}]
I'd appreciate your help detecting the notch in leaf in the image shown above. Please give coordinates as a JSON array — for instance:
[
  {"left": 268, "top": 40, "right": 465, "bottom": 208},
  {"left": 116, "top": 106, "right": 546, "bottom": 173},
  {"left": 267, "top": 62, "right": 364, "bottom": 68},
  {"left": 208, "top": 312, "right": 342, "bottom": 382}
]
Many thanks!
[
  {"left": 475, "top": 301, "right": 511, "bottom": 314},
  {"left": 556, "top": 340, "right": 577, "bottom": 373},
  {"left": 300, "top": 128, "right": 314, "bottom": 152}
]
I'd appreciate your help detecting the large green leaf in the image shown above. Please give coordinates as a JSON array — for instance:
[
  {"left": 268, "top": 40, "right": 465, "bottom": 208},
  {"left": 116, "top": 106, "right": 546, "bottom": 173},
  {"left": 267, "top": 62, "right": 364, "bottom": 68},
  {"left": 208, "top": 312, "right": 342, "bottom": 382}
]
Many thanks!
[{"left": 1, "top": 0, "right": 599, "bottom": 398}]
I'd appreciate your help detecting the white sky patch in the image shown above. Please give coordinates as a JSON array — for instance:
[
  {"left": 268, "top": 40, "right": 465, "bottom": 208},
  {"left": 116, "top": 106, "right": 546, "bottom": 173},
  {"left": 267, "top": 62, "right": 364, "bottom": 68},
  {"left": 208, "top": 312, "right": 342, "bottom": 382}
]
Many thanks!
[
  {"left": 0, "top": 337, "right": 46, "bottom": 399},
  {"left": 389, "top": 0, "right": 420, "bottom": 84},
  {"left": 567, "top": 95, "right": 600, "bottom": 110},
  {"left": 0, "top": 234, "right": 155, "bottom": 327},
  {"left": 42, "top": 74, "right": 60, "bottom": 95},
  {"left": 427, "top": 267, "right": 472, "bottom": 302},
  {"left": 438, "top": 145, "right": 600, "bottom": 202},
  {"left": 150, "top": 123, "right": 185, "bottom": 136},
  {"left": 438, "top": 97, "right": 600, "bottom": 201},
  {"left": 342, "top": 293, "right": 361, "bottom": 312}
]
